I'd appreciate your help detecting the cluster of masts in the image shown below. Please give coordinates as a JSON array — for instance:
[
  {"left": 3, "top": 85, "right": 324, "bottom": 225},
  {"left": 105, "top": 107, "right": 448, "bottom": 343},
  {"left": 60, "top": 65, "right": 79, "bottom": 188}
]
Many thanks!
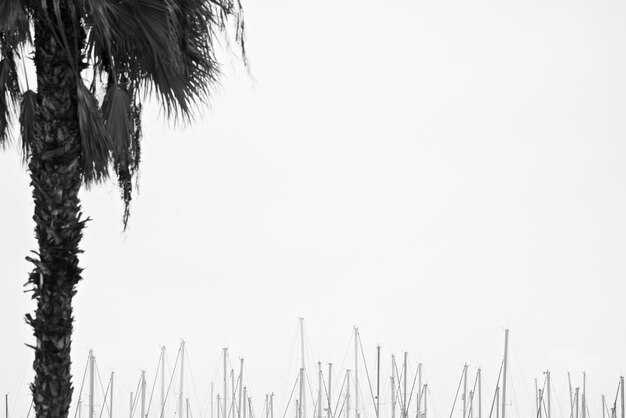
[{"left": 6, "top": 322, "right": 626, "bottom": 418}]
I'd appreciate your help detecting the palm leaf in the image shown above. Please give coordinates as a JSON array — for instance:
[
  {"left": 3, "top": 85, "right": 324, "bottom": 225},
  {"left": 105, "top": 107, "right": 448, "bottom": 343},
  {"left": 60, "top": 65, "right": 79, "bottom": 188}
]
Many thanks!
[
  {"left": 0, "top": 0, "right": 31, "bottom": 49},
  {"left": 76, "top": 80, "right": 110, "bottom": 184},
  {"left": 19, "top": 89, "right": 35, "bottom": 162},
  {"left": 0, "top": 55, "right": 21, "bottom": 146}
]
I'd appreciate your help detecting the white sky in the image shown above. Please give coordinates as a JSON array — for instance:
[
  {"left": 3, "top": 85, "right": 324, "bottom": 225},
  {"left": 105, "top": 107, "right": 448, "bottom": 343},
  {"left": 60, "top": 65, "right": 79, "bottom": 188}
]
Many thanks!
[{"left": 2, "top": 1, "right": 626, "bottom": 418}]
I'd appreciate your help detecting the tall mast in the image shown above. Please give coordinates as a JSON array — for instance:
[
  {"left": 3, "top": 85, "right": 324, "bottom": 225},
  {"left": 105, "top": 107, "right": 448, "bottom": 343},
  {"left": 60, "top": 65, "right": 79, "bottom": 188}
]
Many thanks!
[
  {"left": 318, "top": 362, "right": 323, "bottom": 418},
  {"left": 417, "top": 364, "right": 422, "bottom": 418},
  {"left": 501, "top": 330, "right": 509, "bottom": 418},
  {"left": 271, "top": 393, "right": 275, "bottom": 418},
  {"left": 89, "top": 350, "right": 95, "bottom": 418},
  {"left": 130, "top": 392, "right": 133, "bottom": 418},
  {"left": 180, "top": 341, "right": 185, "bottom": 418},
  {"left": 546, "top": 371, "right": 551, "bottom": 418},
  {"left": 5, "top": 393, "right": 8, "bottom": 418},
  {"left": 619, "top": 376, "right": 626, "bottom": 418},
  {"left": 243, "top": 388, "right": 247, "bottom": 418},
  {"left": 186, "top": 398, "right": 190, "bottom": 418},
  {"left": 141, "top": 371, "right": 146, "bottom": 418},
  {"left": 575, "top": 388, "right": 579, "bottom": 418},
  {"left": 495, "top": 389, "right": 499, "bottom": 418},
  {"left": 568, "top": 373, "right": 573, "bottom": 418},
  {"left": 218, "top": 395, "right": 221, "bottom": 418},
  {"left": 346, "top": 370, "right": 351, "bottom": 418},
  {"left": 355, "top": 328, "right": 359, "bottom": 418},
  {"left": 111, "top": 372, "right": 115, "bottom": 418},
  {"left": 582, "top": 374, "right": 586, "bottom": 418},
  {"left": 300, "top": 318, "right": 306, "bottom": 418},
  {"left": 328, "top": 364, "right": 333, "bottom": 418},
  {"left": 239, "top": 359, "right": 245, "bottom": 418},
  {"left": 535, "top": 379, "right": 538, "bottom": 418},
  {"left": 403, "top": 353, "right": 408, "bottom": 418},
  {"left": 477, "top": 368, "right": 481, "bottom": 418},
  {"left": 424, "top": 385, "right": 428, "bottom": 418},
  {"left": 463, "top": 364, "right": 467, "bottom": 418},
  {"left": 602, "top": 396, "right": 606, "bottom": 418},
  {"left": 376, "top": 346, "right": 381, "bottom": 418},
  {"left": 224, "top": 348, "right": 229, "bottom": 418},
  {"left": 391, "top": 355, "right": 396, "bottom": 418},
  {"left": 232, "top": 370, "right": 236, "bottom": 418},
  {"left": 161, "top": 347, "right": 166, "bottom": 415}
]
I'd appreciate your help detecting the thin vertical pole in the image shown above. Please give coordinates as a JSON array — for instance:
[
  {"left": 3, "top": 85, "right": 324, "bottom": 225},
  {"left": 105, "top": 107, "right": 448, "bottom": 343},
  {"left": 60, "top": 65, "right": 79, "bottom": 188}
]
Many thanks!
[
  {"left": 575, "top": 388, "right": 579, "bottom": 418},
  {"left": 391, "top": 355, "right": 396, "bottom": 418},
  {"left": 211, "top": 382, "right": 215, "bottom": 418},
  {"left": 130, "top": 393, "right": 134, "bottom": 418},
  {"left": 5, "top": 393, "right": 8, "bottom": 418},
  {"left": 300, "top": 318, "right": 306, "bottom": 418},
  {"left": 495, "top": 389, "right": 499, "bottom": 418},
  {"left": 355, "top": 328, "right": 359, "bottom": 418},
  {"left": 271, "top": 393, "right": 275, "bottom": 418},
  {"left": 546, "top": 371, "right": 551, "bottom": 418},
  {"left": 224, "top": 348, "right": 228, "bottom": 418},
  {"left": 424, "top": 385, "right": 428, "bottom": 418},
  {"left": 218, "top": 395, "right": 221, "bottom": 418},
  {"left": 602, "top": 396, "right": 606, "bottom": 418},
  {"left": 89, "top": 350, "right": 95, "bottom": 418},
  {"left": 463, "top": 364, "right": 467, "bottom": 418},
  {"left": 111, "top": 372, "right": 115, "bottom": 418},
  {"left": 418, "top": 364, "right": 422, "bottom": 418},
  {"left": 376, "top": 346, "right": 381, "bottom": 418},
  {"left": 501, "top": 330, "right": 509, "bottom": 418},
  {"left": 243, "top": 388, "right": 247, "bottom": 418},
  {"left": 186, "top": 398, "right": 190, "bottom": 418},
  {"left": 477, "top": 369, "right": 482, "bottom": 418},
  {"left": 346, "top": 371, "right": 351, "bottom": 418},
  {"left": 403, "top": 353, "right": 407, "bottom": 418},
  {"left": 161, "top": 347, "right": 166, "bottom": 415},
  {"left": 180, "top": 341, "right": 185, "bottom": 418},
  {"left": 328, "top": 364, "right": 333, "bottom": 418},
  {"left": 239, "top": 360, "right": 245, "bottom": 418},
  {"left": 79, "top": 399, "right": 83, "bottom": 418},
  {"left": 232, "top": 370, "right": 236, "bottom": 418},
  {"left": 619, "top": 376, "right": 626, "bottom": 418},
  {"left": 568, "top": 373, "right": 573, "bottom": 418},
  {"left": 141, "top": 371, "right": 146, "bottom": 418},
  {"left": 582, "top": 374, "right": 586, "bottom": 418},
  {"left": 318, "top": 362, "right": 323, "bottom": 418}
]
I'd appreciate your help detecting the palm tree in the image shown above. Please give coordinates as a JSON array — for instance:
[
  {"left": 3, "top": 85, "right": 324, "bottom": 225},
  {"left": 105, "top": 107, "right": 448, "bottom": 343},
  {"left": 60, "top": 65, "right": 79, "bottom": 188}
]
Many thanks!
[{"left": 0, "top": 1, "right": 245, "bottom": 417}]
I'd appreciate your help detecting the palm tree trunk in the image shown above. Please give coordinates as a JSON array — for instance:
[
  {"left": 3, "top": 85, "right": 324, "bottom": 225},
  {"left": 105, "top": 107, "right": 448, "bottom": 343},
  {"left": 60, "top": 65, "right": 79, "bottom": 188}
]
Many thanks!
[{"left": 26, "top": 3, "right": 85, "bottom": 418}]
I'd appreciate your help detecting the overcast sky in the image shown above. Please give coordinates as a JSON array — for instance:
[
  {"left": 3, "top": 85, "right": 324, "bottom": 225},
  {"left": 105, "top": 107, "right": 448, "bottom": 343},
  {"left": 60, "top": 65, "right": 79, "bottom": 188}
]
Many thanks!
[{"left": 2, "top": 1, "right": 626, "bottom": 418}]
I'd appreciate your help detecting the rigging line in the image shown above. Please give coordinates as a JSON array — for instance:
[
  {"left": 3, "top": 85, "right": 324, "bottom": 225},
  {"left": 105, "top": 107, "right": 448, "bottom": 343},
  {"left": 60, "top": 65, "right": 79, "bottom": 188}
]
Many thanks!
[
  {"left": 449, "top": 366, "right": 465, "bottom": 418},
  {"left": 505, "top": 360, "right": 521, "bottom": 418},
  {"left": 550, "top": 379, "right": 564, "bottom": 418},
  {"left": 335, "top": 390, "right": 347, "bottom": 418},
  {"left": 26, "top": 400, "right": 34, "bottom": 418},
  {"left": 161, "top": 344, "right": 182, "bottom": 418},
  {"left": 281, "top": 376, "right": 300, "bottom": 418},
  {"left": 146, "top": 349, "right": 163, "bottom": 417},
  {"left": 486, "top": 361, "right": 503, "bottom": 418},
  {"left": 464, "top": 370, "right": 480, "bottom": 418},
  {"left": 536, "top": 374, "right": 547, "bottom": 418},
  {"left": 97, "top": 377, "right": 112, "bottom": 418},
  {"left": 185, "top": 347, "right": 205, "bottom": 418},
  {"left": 406, "top": 363, "right": 420, "bottom": 412},
  {"left": 73, "top": 353, "right": 91, "bottom": 418},
  {"left": 427, "top": 385, "right": 439, "bottom": 418},
  {"left": 95, "top": 359, "right": 111, "bottom": 416},
  {"left": 357, "top": 333, "right": 378, "bottom": 417},
  {"left": 321, "top": 367, "right": 333, "bottom": 418},
  {"left": 332, "top": 374, "right": 348, "bottom": 418},
  {"left": 132, "top": 373, "right": 143, "bottom": 418}
]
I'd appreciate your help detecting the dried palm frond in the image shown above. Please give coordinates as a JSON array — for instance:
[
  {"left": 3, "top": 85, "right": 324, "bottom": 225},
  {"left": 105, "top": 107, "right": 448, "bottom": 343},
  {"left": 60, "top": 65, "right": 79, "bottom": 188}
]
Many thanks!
[
  {"left": 0, "top": 54, "right": 21, "bottom": 146},
  {"left": 19, "top": 89, "right": 36, "bottom": 162},
  {"left": 76, "top": 80, "right": 110, "bottom": 184}
]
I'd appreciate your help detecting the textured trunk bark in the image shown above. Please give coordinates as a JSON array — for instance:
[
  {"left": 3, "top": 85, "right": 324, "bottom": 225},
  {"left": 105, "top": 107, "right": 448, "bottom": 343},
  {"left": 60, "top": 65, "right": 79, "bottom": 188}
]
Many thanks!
[{"left": 27, "top": 2, "right": 85, "bottom": 418}]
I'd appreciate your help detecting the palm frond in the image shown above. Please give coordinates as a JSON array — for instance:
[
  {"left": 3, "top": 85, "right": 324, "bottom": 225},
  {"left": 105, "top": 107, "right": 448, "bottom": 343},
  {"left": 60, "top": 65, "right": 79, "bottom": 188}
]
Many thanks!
[
  {"left": 101, "top": 82, "right": 142, "bottom": 229},
  {"left": 0, "top": 54, "right": 21, "bottom": 146},
  {"left": 0, "top": 0, "right": 31, "bottom": 49},
  {"left": 76, "top": 80, "right": 110, "bottom": 185},
  {"left": 19, "top": 89, "right": 35, "bottom": 162}
]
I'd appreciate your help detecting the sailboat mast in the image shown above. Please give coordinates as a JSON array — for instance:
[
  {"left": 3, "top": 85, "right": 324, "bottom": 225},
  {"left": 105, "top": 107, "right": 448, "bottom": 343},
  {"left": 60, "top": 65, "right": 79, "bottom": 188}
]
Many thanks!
[
  {"left": 546, "top": 371, "right": 551, "bottom": 418},
  {"left": 89, "top": 350, "right": 95, "bottom": 418},
  {"left": 224, "top": 348, "right": 229, "bottom": 418},
  {"left": 391, "top": 355, "right": 396, "bottom": 418},
  {"left": 240, "top": 360, "right": 245, "bottom": 418},
  {"left": 141, "top": 371, "right": 146, "bottom": 418},
  {"left": 376, "top": 346, "right": 380, "bottom": 418},
  {"left": 417, "top": 364, "right": 422, "bottom": 418},
  {"left": 328, "top": 364, "right": 333, "bottom": 418},
  {"left": 180, "top": 341, "right": 185, "bottom": 418},
  {"left": 403, "top": 353, "right": 408, "bottom": 418},
  {"left": 111, "top": 372, "right": 115, "bottom": 418},
  {"left": 423, "top": 385, "right": 428, "bottom": 418},
  {"left": 129, "top": 392, "right": 133, "bottom": 418},
  {"left": 346, "top": 370, "right": 351, "bottom": 418},
  {"left": 501, "top": 330, "right": 509, "bottom": 418},
  {"left": 161, "top": 347, "right": 166, "bottom": 415},
  {"left": 463, "top": 364, "right": 467, "bottom": 418},
  {"left": 620, "top": 376, "right": 625, "bottom": 418},
  {"left": 318, "top": 362, "right": 323, "bottom": 418},
  {"left": 300, "top": 318, "right": 306, "bottom": 418},
  {"left": 582, "top": 373, "right": 586, "bottom": 418},
  {"left": 355, "top": 328, "right": 359, "bottom": 418},
  {"left": 477, "top": 368, "right": 481, "bottom": 418}
]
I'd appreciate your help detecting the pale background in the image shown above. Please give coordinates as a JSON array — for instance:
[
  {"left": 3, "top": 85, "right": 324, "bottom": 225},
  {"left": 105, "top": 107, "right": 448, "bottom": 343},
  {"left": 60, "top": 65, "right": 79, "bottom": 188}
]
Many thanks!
[{"left": 1, "top": 0, "right": 626, "bottom": 418}]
